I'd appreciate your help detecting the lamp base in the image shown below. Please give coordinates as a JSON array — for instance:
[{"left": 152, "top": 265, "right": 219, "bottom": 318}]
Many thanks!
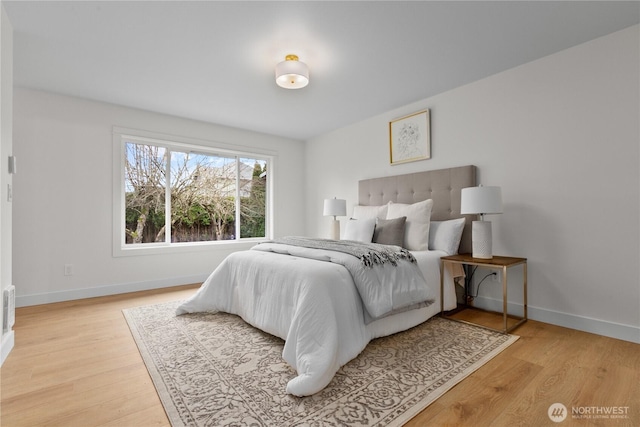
[
  {"left": 329, "top": 219, "right": 341, "bottom": 240},
  {"left": 472, "top": 220, "right": 493, "bottom": 259}
]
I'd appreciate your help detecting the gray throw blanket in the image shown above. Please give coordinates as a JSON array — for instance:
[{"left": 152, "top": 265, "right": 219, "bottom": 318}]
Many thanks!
[{"left": 268, "top": 236, "right": 416, "bottom": 268}]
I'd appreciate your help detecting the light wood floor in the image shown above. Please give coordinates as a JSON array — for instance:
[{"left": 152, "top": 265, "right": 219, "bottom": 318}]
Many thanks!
[{"left": 1, "top": 285, "right": 638, "bottom": 427}]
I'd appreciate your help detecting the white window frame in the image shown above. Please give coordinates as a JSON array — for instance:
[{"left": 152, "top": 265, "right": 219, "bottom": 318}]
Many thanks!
[{"left": 112, "top": 127, "right": 275, "bottom": 257}]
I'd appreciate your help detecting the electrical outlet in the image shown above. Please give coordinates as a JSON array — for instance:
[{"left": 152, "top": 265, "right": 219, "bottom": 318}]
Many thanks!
[
  {"left": 64, "top": 264, "right": 73, "bottom": 276},
  {"left": 492, "top": 270, "right": 502, "bottom": 282}
]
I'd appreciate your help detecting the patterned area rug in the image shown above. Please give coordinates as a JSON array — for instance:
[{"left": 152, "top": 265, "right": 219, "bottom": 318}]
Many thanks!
[{"left": 123, "top": 301, "right": 518, "bottom": 427}]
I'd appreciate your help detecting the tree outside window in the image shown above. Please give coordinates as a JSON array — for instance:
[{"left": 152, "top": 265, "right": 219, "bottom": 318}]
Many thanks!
[{"left": 124, "top": 141, "right": 268, "bottom": 245}]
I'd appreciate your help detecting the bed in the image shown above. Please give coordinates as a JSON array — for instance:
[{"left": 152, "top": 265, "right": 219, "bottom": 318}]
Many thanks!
[{"left": 176, "top": 165, "right": 476, "bottom": 396}]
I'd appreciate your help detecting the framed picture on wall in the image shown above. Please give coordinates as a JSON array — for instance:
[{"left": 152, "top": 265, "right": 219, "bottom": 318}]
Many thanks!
[{"left": 389, "top": 109, "right": 431, "bottom": 165}]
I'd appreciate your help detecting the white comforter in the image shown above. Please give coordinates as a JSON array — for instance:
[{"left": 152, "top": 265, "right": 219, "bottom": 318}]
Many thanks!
[{"left": 176, "top": 244, "right": 454, "bottom": 396}]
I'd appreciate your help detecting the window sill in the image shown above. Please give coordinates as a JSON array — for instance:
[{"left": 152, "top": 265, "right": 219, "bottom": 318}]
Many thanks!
[{"left": 113, "top": 239, "right": 267, "bottom": 257}]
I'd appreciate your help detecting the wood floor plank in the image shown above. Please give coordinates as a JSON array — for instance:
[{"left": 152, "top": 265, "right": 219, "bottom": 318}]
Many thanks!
[
  {"left": 97, "top": 405, "right": 170, "bottom": 427},
  {"left": 2, "top": 284, "right": 639, "bottom": 427},
  {"left": 0, "top": 383, "right": 75, "bottom": 416},
  {"left": 408, "top": 357, "right": 542, "bottom": 426},
  {"left": 1, "top": 365, "right": 152, "bottom": 418}
]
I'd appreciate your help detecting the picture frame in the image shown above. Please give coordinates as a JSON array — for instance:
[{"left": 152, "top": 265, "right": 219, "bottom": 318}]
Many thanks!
[{"left": 389, "top": 109, "right": 431, "bottom": 165}]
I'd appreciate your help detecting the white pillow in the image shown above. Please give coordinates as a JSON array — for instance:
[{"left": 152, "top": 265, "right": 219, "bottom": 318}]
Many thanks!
[
  {"left": 352, "top": 203, "right": 389, "bottom": 220},
  {"left": 429, "top": 218, "right": 466, "bottom": 255},
  {"left": 386, "top": 199, "right": 433, "bottom": 251},
  {"left": 343, "top": 218, "right": 376, "bottom": 243}
]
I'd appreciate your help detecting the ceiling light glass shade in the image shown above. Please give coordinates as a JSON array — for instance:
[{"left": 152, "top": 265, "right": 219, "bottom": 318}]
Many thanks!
[
  {"left": 460, "top": 186, "right": 503, "bottom": 215},
  {"left": 275, "top": 54, "right": 309, "bottom": 89}
]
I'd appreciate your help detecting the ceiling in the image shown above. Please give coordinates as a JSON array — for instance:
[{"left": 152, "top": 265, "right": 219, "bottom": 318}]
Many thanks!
[{"left": 4, "top": 1, "right": 639, "bottom": 141}]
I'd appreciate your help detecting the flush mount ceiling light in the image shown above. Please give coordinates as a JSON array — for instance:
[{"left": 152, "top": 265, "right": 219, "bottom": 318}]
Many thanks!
[{"left": 275, "top": 54, "right": 309, "bottom": 89}]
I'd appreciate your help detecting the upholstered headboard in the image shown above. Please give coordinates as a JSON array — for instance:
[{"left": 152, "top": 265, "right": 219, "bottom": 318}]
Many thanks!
[{"left": 358, "top": 165, "right": 476, "bottom": 254}]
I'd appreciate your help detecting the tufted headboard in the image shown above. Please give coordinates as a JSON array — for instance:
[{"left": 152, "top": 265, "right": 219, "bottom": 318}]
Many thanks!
[{"left": 358, "top": 165, "right": 476, "bottom": 254}]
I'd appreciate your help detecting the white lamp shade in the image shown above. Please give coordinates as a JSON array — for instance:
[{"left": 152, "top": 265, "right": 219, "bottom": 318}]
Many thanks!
[
  {"left": 460, "top": 186, "right": 503, "bottom": 215},
  {"left": 323, "top": 198, "right": 346, "bottom": 217},
  {"left": 275, "top": 56, "right": 309, "bottom": 89}
]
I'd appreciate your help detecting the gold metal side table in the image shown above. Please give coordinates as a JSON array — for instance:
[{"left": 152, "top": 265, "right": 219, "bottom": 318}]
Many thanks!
[{"left": 440, "top": 254, "right": 527, "bottom": 334}]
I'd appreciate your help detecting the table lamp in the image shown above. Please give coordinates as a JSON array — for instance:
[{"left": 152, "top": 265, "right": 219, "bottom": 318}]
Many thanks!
[
  {"left": 323, "top": 197, "right": 346, "bottom": 240},
  {"left": 460, "top": 185, "right": 503, "bottom": 259}
]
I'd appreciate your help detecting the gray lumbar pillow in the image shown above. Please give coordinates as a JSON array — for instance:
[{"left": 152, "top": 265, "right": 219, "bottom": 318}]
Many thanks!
[{"left": 373, "top": 216, "right": 407, "bottom": 247}]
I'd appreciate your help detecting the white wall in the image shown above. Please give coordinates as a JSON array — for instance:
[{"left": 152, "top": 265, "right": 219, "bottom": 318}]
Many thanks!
[
  {"left": 306, "top": 25, "right": 640, "bottom": 343},
  {"left": 0, "top": 2, "right": 14, "bottom": 365},
  {"left": 12, "top": 89, "right": 306, "bottom": 305}
]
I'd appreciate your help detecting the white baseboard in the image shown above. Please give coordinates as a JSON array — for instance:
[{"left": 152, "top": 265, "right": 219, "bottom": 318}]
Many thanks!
[
  {"left": 472, "top": 296, "right": 640, "bottom": 344},
  {"left": 1, "top": 330, "right": 15, "bottom": 366},
  {"left": 15, "top": 275, "right": 208, "bottom": 308}
]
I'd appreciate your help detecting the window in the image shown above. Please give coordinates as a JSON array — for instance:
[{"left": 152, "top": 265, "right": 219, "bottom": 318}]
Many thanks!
[{"left": 114, "top": 128, "right": 272, "bottom": 255}]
